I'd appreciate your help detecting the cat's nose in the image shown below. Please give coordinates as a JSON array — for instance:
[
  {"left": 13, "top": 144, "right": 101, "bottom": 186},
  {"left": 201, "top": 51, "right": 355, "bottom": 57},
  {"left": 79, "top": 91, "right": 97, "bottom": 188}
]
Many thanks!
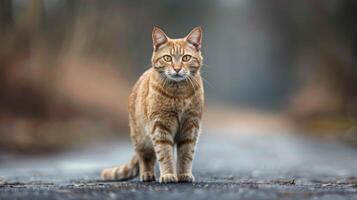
[{"left": 173, "top": 68, "right": 181, "bottom": 73}]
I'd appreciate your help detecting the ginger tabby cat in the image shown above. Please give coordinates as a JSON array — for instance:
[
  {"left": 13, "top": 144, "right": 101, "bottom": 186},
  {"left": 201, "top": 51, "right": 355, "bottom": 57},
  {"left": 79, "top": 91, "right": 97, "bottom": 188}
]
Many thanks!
[{"left": 101, "top": 27, "right": 204, "bottom": 183}]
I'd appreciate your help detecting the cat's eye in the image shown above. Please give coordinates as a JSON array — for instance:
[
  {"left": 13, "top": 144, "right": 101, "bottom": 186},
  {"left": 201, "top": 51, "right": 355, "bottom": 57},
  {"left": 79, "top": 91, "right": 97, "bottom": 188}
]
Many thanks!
[
  {"left": 163, "top": 55, "right": 172, "bottom": 62},
  {"left": 182, "top": 55, "right": 192, "bottom": 62}
]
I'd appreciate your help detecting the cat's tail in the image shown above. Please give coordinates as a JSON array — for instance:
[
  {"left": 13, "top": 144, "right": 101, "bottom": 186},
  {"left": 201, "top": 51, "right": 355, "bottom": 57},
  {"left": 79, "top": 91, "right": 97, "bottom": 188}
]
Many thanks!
[{"left": 101, "top": 154, "right": 139, "bottom": 181}]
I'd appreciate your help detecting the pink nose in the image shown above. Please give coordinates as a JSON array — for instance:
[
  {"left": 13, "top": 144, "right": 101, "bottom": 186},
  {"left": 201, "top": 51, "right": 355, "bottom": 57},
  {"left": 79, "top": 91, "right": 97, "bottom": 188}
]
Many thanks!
[{"left": 174, "top": 68, "right": 181, "bottom": 73}]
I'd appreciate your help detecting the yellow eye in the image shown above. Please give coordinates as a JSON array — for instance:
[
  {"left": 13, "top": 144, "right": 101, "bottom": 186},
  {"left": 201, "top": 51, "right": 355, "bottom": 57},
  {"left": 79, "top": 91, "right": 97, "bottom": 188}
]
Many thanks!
[
  {"left": 163, "top": 55, "right": 172, "bottom": 62},
  {"left": 182, "top": 55, "right": 192, "bottom": 62}
]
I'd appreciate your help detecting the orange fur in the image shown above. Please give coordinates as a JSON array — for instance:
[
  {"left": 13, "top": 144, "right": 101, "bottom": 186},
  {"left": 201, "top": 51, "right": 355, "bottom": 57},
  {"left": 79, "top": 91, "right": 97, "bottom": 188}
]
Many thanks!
[{"left": 101, "top": 27, "right": 204, "bottom": 183}]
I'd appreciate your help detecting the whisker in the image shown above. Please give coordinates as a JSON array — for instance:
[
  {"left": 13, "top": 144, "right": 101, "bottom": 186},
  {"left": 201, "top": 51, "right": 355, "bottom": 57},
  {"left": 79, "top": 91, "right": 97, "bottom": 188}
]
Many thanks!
[
  {"left": 201, "top": 76, "right": 214, "bottom": 89},
  {"left": 162, "top": 76, "right": 168, "bottom": 88},
  {"left": 158, "top": 75, "right": 165, "bottom": 87},
  {"left": 192, "top": 76, "right": 200, "bottom": 88},
  {"left": 185, "top": 77, "right": 191, "bottom": 90},
  {"left": 186, "top": 76, "right": 196, "bottom": 91},
  {"left": 191, "top": 75, "right": 201, "bottom": 87},
  {"left": 200, "top": 69, "right": 210, "bottom": 73},
  {"left": 202, "top": 63, "right": 212, "bottom": 68},
  {"left": 192, "top": 77, "right": 200, "bottom": 86}
]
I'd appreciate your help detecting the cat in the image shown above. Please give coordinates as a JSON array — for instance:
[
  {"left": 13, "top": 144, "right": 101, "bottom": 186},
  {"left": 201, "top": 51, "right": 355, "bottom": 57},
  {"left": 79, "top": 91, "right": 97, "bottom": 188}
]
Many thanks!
[{"left": 101, "top": 26, "right": 204, "bottom": 183}]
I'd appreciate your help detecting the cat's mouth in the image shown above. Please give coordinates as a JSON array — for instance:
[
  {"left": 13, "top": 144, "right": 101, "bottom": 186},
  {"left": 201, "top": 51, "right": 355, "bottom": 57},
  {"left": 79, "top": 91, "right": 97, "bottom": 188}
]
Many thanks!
[
  {"left": 172, "top": 74, "right": 182, "bottom": 78},
  {"left": 166, "top": 73, "right": 186, "bottom": 82}
]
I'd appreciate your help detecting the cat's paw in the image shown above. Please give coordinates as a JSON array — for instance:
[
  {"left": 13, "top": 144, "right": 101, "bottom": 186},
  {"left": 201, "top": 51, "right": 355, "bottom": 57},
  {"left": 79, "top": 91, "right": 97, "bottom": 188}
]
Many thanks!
[
  {"left": 177, "top": 173, "right": 195, "bottom": 182},
  {"left": 159, "top": 173, "right": 178, "bottom": 183},
  {"left": 140, "top": 172, "right": 156, "bottom": 182}
]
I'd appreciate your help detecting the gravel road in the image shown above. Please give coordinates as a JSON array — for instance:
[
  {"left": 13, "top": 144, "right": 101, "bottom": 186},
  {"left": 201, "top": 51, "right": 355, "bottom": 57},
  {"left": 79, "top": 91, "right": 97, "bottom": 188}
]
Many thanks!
[{"left": 1, "top": 129, "right": 357, "bottom": 200}]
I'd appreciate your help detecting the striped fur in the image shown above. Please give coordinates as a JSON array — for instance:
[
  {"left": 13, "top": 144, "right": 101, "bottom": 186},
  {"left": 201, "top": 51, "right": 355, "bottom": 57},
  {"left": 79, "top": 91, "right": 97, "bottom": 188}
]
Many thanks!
[
  {"left": 101, "top": 27, "right": 204, "bottom": 183},
  {"left": 101, "top": 154, "right": 139, "bottom": 181}
]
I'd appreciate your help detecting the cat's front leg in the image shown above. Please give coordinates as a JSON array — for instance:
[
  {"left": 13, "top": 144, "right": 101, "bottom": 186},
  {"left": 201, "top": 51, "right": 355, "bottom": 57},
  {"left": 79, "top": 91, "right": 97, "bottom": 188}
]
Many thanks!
[
  {"left": 150, "top": 120, "right": 178, "bottom": 183},
  {"left": 176, "top": 118, "right": 200, "bottom": 182}
]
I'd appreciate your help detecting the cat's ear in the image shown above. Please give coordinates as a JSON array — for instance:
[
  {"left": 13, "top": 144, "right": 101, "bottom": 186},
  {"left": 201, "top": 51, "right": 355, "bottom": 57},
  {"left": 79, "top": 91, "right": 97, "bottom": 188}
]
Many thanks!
[
  {"left": 152, "top": 27, "right": 168, "bottom": 51},
  {"left": 186, "top": 26, "right": 202, "bottom": 51}
]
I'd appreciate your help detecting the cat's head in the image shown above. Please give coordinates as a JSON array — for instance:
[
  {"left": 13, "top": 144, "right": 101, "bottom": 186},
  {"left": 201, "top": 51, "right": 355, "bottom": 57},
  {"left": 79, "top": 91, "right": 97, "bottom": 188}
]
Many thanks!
[{"left": 151, "top": 27, "right": 203, "bottom": 82}]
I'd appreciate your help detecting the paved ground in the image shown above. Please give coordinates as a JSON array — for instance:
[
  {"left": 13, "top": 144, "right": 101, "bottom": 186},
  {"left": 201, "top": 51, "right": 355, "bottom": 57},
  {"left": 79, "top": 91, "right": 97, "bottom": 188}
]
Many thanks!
[{"left": 1, "top": 129, "right": 357, "bottom": 199}]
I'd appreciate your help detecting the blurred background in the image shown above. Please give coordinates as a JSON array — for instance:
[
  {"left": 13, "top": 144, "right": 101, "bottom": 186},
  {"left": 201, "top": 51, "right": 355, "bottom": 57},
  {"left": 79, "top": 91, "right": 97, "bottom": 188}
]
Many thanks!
[{"left": 0, "top": 0, "right": 357, "bottom": 155}]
